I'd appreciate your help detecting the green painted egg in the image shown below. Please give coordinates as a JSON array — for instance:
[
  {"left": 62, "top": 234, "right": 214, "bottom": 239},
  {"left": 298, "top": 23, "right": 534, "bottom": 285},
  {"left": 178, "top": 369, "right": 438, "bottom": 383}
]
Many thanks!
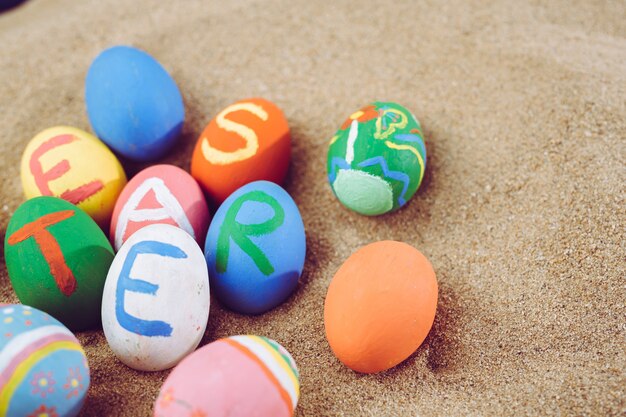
[
  {"left": 327, "top": 102, "right": 427, "bottom": 216},
  {"left": 4, "top": 196, "right": 115, "bottom": 330}
]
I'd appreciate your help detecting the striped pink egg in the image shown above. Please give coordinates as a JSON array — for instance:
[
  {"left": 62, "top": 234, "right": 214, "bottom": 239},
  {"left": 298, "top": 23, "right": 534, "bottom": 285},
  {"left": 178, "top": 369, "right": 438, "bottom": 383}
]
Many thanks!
[{"left": 154, "top": 335, "right": 300, "bottom": 417}]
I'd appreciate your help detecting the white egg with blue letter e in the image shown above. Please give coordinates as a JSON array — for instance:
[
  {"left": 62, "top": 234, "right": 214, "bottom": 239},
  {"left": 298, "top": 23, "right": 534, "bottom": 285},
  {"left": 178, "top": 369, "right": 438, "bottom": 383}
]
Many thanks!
[
  {"left": 101, "top": 224, "right": 209, "bottom": 371},
  {"left": 205, "top": 180, "right": 306, "bottom": 314}
]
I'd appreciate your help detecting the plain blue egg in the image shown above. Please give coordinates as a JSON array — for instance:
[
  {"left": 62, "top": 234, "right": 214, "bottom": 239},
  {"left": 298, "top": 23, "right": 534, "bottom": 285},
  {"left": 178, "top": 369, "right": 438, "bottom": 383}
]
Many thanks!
[
  {"left": 205, "top": 181, "right": 306, "bottom": 314},
  {"left": 85, "top": 45, "right": 185, "bottom": 161}
]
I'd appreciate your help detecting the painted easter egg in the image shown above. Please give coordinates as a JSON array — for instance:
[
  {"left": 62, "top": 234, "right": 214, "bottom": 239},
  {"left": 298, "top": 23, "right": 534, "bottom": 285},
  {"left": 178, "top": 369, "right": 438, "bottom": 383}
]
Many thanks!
[
  {"left": 154, "top": 335, "right": 299, "bottom": 417},
  {"left": 20, "top": 126, "right": 127, "bottom": 228},
  {"left": 102, "top": 224, "right": 210, "bottom": 371},
  {"left": 110, "top": 164, "right": 210, "bottom": 252},
  {"left": 324, "top": 241, "right": 438, "bottom": 373},
  {"left": 0, "top": 304, "right": 89, "bottom": 417},
  {"left": 191, "top": 98, "right": 291, "bottom": 204},
  {"left": 204, "top": 181, "right": 305, "bottom": 314},
  {"left": 4, "top": 197, "right": 115, "bottom": 331},
  {"left": 85, "top": 45, "right": 185, "bottom": 161},
  {"left": 327, "top": 102, "right": 427, "bottom": 216}
]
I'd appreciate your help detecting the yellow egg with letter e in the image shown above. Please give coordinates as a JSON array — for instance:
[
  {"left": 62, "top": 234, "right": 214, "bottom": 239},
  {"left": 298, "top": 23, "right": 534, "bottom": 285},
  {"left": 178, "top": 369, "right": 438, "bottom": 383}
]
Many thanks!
[{"left": 20, "top": 126, "right": 127, "bottom": 228}]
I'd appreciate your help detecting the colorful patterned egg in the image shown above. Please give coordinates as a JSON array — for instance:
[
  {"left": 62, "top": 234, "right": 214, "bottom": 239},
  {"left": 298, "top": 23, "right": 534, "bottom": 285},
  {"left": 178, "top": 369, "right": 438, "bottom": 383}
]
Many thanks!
[
  {"left": 110, "top": 164, "right": 210, "bottom": 252},
  {"left": 0, "top": 304, "right": 89, "bottom": 417},
  {"left": 85, "top": 45, "right": 185, "bottom": 161},
  {"left": 20, "top": 126, "right": 127, "bottom": 228},
  {"left": 324, "top": 241, "right": 438, "bottom": 373},
  {"left": 4, "top": 197, "right": 115, "bottom": 331},
  {"left": 191, "top": 98, "right": 291, "bottom": 204},
  {"left": 204, "top": 181, "right": 305, "bottom": 314},
  {"left": 327, "top": 102, "right": 427, "bottom": 216},
  {"left": 154, "top": 335, "right": 299, "bottom": 417},
  {"left": 102, "top": 224, "right": 210, "bottom": 371}
]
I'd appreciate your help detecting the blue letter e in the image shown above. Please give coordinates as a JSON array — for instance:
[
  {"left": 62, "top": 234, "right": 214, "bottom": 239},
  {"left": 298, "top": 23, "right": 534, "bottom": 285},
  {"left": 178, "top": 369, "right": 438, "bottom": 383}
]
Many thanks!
[{"left": 115, "top": 240, "right": 187, "bottom": 337}]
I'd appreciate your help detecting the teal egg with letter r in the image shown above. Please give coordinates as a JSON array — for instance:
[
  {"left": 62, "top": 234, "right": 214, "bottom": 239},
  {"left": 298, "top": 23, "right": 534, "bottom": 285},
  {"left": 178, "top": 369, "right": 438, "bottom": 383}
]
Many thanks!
[{"left": 204, "top": 181, "right": 306, "bottom": 314}]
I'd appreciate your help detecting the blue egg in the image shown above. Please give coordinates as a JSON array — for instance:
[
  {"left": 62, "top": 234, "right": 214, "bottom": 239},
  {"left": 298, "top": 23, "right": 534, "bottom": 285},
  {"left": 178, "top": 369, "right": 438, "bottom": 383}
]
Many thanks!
[
  {"left": 0, "top": 304, "right": 89, "bottom": 417},
  {"left": 205, "top": 181, "right": 306, "bottom": 314},
  {"left": 85, "top": 45, "right": 185, "bottom": 161}
]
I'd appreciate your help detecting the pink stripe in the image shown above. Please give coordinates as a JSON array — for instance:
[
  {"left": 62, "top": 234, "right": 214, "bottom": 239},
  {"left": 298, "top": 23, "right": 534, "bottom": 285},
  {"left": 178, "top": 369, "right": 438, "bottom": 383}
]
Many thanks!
[{"left": 0, "top": 333, "right": 77, "bottom": 388}]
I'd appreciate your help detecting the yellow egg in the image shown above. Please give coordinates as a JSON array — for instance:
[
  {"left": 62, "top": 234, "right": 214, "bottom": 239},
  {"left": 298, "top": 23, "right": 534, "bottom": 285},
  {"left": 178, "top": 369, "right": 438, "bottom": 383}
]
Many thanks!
[{"left": 20, "top": 126, "right": 127, "bottom": 228}]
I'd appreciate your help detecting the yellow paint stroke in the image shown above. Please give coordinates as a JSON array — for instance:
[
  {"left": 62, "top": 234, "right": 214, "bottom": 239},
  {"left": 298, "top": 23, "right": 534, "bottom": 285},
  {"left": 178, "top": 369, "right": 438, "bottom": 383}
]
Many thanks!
[
  {"left": 250, "top": 335, "right": 300, "bottom": 398},
  {"left": 329, "top": 135, "right": 340, "bottom": 146},
  {"left": 349, "top": 110, "right": 364, "bottom": 120},
  {"left": 385, "top": 141, "right": 425, "bottom": 181},
  {"left": 0, "top": 341, "right": 84, "bottom": 414},
  {"left": 374, "top": 109, "right": 408, "bottom": 140}
]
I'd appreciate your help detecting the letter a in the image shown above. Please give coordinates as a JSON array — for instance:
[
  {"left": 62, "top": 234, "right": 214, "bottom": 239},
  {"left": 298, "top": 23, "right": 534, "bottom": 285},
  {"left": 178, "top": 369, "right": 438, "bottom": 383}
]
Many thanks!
[{"left": 114, "top": 178, "right": 194, "bottom": 251}]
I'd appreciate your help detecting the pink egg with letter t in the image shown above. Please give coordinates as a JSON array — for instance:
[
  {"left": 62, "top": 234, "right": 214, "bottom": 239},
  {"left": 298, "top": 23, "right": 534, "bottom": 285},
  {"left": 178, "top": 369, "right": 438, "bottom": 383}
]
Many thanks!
[
  {"left": 110, "top": 164, "right": 210, "bottom": 251},
  {"left": 154, "top": 335, "right": 300, "bottom": 417}
]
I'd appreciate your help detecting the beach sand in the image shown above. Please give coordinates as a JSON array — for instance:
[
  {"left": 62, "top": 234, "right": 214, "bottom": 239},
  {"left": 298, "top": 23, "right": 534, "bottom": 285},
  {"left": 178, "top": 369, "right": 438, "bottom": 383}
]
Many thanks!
[{"left": 0, "top": 0, "right": 624, "bottom": 415}]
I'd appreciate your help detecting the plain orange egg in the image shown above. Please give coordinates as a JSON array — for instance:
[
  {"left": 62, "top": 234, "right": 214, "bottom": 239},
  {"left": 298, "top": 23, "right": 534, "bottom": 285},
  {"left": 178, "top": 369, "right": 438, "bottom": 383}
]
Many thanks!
[{"left": 324, "top": 240, "right": 438, "bottom": 374}]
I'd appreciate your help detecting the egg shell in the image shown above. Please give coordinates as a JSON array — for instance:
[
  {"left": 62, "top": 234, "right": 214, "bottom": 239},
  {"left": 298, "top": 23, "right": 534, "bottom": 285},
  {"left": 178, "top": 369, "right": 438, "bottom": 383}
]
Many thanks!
[
  {"left": 324, "top": 241, "right": 438, "bottom": 373},
  {"left": 0, "top": 304, "right": 89, "bottom": 417},
  {"left": 204, "top": 181, "right": 305, "bottom": 314},
  {"left": 110, "top": 164, "right": 210, "bottom": 252},
  {"left": 20, "top": 126, "right": 127, "bottom": 228},
  {"left": 85, "top": 45, "right": 185, "bottom": 161},
  {"left": 4, "top": 197, "right": 115, "bottom": 331},
  {"left": 327, "top": 102, "right": 427, "bottom": 216},
  {"left": 101, "top": 224, "right": 210, "bottom": 371},
  {"left": 154, "top": 335, "right": 299, "bottom": 417},
  {"left": 191, "top": 98, "right": 291, "bottom": 204}
]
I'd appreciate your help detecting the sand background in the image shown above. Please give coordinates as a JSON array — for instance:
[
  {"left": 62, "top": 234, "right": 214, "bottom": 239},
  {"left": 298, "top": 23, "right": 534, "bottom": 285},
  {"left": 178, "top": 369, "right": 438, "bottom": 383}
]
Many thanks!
[{"left": 0, "top": 0, "right": 624, "bottom": 415}]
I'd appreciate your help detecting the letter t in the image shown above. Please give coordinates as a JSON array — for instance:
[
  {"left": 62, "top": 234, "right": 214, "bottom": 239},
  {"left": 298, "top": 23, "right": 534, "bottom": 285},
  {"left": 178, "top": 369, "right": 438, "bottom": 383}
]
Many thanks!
[{"left": 8, "top": 210, "right": 77, "bottom": 296}]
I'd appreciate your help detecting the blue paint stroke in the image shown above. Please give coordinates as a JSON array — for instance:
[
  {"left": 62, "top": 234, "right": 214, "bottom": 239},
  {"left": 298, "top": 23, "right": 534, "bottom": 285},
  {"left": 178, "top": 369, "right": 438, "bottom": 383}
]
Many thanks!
[
  {"left": 393, "top": 133, "right": 427, "bottom": 163},
  {"left": 358, "top": 156, "right": 410, "bottom": 206},
  {"left": 394, "top": 133, "right": 423, "bottom": 143},
  {"left": 328, "top": 157, "right": 350, "bottom": 183},
  {"left": 115, "top": 240, "right": 187, "bottom": 337}
]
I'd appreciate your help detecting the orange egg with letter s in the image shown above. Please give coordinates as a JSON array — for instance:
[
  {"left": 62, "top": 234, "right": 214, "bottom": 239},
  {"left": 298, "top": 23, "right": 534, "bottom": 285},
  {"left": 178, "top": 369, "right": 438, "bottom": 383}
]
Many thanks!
[
  {"left": 190, "top": 97, "right": 291, "bottom": 204},
  {"left": 324, "top": 240, "right": 438, "bottom": 374}
]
